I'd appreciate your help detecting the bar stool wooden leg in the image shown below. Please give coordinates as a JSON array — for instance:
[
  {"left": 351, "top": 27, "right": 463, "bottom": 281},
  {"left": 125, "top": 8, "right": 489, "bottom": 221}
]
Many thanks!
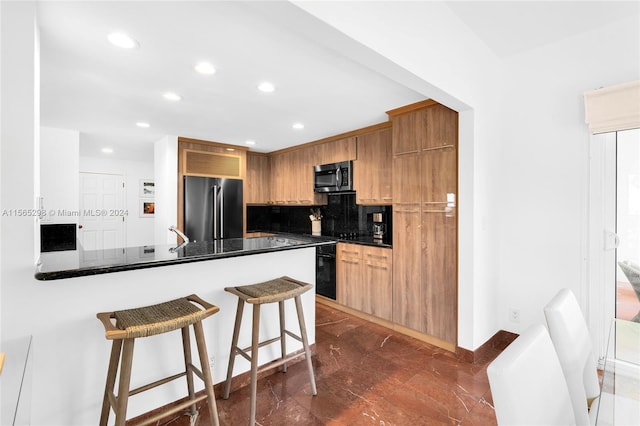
[
  {"left": 223, "top": 297, "right": 245, "bottom": 399},
  {"left": 279, "top": 300, "right": 287, "bottom": 373},
  {"left": 181, "top": 326, "right": 197, "bottom": 418},
  {"left": 100, "top": 338, "right": 123, "bottom": 426},
  {"left": 114, "top": 339, "right": 135, "bottom": 426},
  {"left": 249, "top": 304, "right": 261, "bottom": 426},
  {"left": 193, "top": 320, "right": 220, "bottom": 426},
  {"left": 294, "top": 295, "right": 317, "bottom": 395}
]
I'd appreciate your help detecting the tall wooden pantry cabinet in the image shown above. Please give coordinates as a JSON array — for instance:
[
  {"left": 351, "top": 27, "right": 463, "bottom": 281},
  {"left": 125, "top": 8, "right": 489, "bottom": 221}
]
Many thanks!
[{"left": 388, "top": 100, "right": 458, "bottom": 350}]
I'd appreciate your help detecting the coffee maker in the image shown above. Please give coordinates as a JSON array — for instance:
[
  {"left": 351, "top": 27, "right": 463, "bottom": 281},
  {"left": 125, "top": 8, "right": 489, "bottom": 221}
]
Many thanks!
[{"left": 373, "top": 213, "right": 385, "bottom": 240}]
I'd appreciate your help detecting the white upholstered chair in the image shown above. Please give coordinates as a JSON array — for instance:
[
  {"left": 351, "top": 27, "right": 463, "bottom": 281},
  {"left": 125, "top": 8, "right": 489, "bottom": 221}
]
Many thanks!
[
  {"left": 544, "top": 288, "right": 600, "bottom": 425},
  {"left": 487, "top": 324, "right": 576, "bottom": 426}
]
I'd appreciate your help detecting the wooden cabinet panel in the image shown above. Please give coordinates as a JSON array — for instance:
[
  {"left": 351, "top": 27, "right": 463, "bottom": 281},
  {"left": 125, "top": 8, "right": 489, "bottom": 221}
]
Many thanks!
[
  {"left": 183, "top": 150, "right": 242, "bottom": 178},
  {"left": 392, "top": 208, "right": 423, "bottom": 331},
  {"left": 246, "top": 153, "right": 270, "bottom": 204},
  {"left": 269, "top": 147, "right": 327, "bottom": 206},
  {"left": 336, "top": 243, "right": 363, "bottom": 310},
  {"left": 284, "top": 150, "right": 298, "bottom": 205},
  {"left": 422, "top": 209, "right": 457, "bottom": 343},
  {"left": 355, "top": 127, "right": 393, "bottom": 205},
  {"left": 392, "top": 154, "right": 421, "bottom": 204},
  {"left": 423, "top": 104, "right": 458, "bottom": 151},
  {"left": 317, "top": 136, "right": 357, "bottom": 164},
  {"left": 363, "top": 246, "right": 393, "bottom": 321},
  {"left": 421, "top": 147, "right": 456, "bottom": 203},
  {"left": 270, "top": 154, "right": 286, "bottom": 204},
  {"left": 297, "top": 147, "right": 324, "bottom": 205},
  {"left": 392, "top": 109, "right": 426, "bottom": 155}
]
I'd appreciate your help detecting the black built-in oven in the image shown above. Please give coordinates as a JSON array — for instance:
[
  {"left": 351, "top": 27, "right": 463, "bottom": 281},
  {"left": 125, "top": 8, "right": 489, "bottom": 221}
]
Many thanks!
[{"left": 316, "top": 243, "right": 336, "bottom": 300}]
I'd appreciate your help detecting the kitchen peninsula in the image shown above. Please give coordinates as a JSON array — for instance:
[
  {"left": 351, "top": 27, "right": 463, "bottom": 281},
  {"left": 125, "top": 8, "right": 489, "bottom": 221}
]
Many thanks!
[
  {"left": 36, "top": 235, "right": 333, "bottom": 280},
  {"left": 30, "top": 236, "right": 328, "bottom": 423}
]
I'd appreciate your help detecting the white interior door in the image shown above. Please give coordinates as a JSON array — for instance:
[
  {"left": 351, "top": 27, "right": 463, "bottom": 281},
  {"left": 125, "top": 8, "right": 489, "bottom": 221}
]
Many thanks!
[{"left": 79, "top": 172, "right": 125, "bottom": 250}]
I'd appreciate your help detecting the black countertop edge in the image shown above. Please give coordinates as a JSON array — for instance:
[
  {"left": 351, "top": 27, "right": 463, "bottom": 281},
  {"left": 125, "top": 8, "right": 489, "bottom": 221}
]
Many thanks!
[
  {"left": 35, "top": 238, "right": 335, "bottom": 281},
  {"left": 250, "top": 231, "right": 392, "bottom": 248}
]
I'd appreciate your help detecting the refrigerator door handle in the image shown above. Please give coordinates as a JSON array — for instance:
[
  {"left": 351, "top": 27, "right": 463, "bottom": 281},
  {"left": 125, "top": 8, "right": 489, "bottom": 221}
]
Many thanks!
[
  {"left": 212, "top": 185, "right": 219, "bottom": 240},
  {"left": 220, "top": 186, "right": 224, "bottom": 239}
]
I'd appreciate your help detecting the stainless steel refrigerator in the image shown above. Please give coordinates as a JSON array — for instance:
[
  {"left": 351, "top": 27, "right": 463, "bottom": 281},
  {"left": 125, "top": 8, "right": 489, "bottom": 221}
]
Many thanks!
[{"left": 184, "top": 176, "right": 243, "bottom": 242}]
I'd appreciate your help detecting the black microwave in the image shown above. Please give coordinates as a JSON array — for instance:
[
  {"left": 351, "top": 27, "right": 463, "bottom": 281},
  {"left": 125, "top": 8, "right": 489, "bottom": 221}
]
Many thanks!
[{"left": 314, "top": 160, "right": 353, "bottom": 193}]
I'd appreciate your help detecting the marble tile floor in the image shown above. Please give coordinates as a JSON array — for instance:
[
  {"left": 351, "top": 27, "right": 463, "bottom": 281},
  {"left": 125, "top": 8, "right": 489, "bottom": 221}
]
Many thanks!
[{"left": 143, "top": 303, "right": 501, "bottom": 425}]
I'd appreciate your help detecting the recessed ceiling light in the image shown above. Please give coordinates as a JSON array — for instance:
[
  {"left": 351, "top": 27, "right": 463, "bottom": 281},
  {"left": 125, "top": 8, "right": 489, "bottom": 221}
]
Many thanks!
[
  {"left": 136, "top": 122, "right": 150, "bottom": 128},
  {"left": 101, "top": 147, "right": 113, "bottom": 154},
  {"left": 292, "top": 122, "right": 305, "bottom": 130},
  {"left": 195, "top": 62, "right": 216, "bottom": 75},
  {"left": 245, "top": 140, "right": 256, "bottom": 146},
  {"left": 163, "top": 92, "right": 182, "bottom": 101},
  {"left": 225, "top": 148, "right": 235, "bottom": 152},
  {"left": 258, "top": 82, "right": 275, "bottom": 93},
  {"left": 107, "top": 32, "right": 139, "bottom": 49}
]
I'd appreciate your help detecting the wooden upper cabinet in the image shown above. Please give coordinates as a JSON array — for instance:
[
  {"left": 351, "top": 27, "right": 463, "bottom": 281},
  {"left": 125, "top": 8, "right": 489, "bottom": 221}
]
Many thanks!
[
  {"left": 316, "top": 136, "right": 357, "bottom": 164},
  {"left": 269, "top": 146, "right": 326, "bottom": 206},
  {"left": 355, "top": 127, "right": 393, "bottom": 205},
  {"left": 391, "top": 108, "right": 427, "bottom": 155},
  {"left": 423, "top": 104, "right": 458, "bottom": 151},
  {"left": 270, "top": 153, "right": 286, "bottom": 204},
  {"left": 388, "top": 100, "right": 457, "bottom": 155},
  {"left": 246, "top": 153, "right": 270, "bottom": 204}
]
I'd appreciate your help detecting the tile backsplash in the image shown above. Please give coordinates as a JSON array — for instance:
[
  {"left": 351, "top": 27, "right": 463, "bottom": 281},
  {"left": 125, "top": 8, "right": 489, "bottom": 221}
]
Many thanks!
[{"left": 247, "top": 193, "right": 392, "bottom": 240}]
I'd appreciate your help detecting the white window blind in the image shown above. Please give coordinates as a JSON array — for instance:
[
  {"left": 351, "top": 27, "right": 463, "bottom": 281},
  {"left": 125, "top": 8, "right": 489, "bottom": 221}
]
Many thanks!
[{"left": 584, "top": 80, "right": 640, "bottom": 134}]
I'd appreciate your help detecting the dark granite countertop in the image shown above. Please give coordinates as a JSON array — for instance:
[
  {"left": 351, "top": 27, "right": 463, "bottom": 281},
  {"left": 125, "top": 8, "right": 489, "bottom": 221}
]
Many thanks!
[
  {"left": 249, "top": 231, "right": 392, "bottom": 249},
  {"left": 35, "top": 235, "right": 335, "bottom": 281}
]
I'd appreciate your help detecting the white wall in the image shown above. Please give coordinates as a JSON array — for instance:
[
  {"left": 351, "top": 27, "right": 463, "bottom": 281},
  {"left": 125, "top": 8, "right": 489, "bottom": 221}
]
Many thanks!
[
  {"left": 496, "top": 14, "right": 640, "bottom": 332},
  {"left": 154, "top": 135, "right": 178, "bottom": 244},
  {"left": 40, "top": 127, "right": 80, "bottom": 224},
  {"left": 0, "top": 3, "right": 39, "bottom": 424},
  {"left": 80, "top": 153, "right": 155, "bottom": 247}
]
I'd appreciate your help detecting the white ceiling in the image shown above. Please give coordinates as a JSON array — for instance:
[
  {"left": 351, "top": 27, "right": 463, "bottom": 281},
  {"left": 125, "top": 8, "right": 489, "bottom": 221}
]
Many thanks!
[{"left": 37, "top": 1, "right": 637, "bottom": 159}]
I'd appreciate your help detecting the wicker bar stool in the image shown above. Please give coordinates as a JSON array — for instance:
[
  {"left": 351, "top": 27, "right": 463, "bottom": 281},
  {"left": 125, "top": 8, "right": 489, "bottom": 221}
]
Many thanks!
[
  {"left": 97, "top": 294, "right": 220, "bottom": 426},
  {"left": 222, "top": 276, "right": 317, "bottom": 425}
]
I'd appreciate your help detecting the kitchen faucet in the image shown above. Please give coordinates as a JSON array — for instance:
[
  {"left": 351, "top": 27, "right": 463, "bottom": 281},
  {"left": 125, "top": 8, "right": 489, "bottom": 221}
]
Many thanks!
[{"left": 168, "top": 225, "right": 189, "bottom": 245}]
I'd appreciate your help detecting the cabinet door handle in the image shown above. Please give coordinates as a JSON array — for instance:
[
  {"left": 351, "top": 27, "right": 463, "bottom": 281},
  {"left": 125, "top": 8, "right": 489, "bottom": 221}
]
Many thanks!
[
  {"left": 423, "top": 207, "right": 455, "bottom": 214},
  {"left": 366, "top": 264, "right": 388, "bottom": 270},
  {"left": 340, "top": 259, "right": 360, "bottom": 265},
  {"left": 366, "top": 254, "right": 388, "bottom": 260},
  {"left": 422, "top": 144, "right": 455, "bottom": 152}
]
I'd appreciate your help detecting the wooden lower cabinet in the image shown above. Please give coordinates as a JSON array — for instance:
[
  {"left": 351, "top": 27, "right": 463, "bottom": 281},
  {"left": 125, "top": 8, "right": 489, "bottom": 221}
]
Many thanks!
[
  {"left": 336, "top": 243, "right": 363, "bottom": 310},
  {"left": 363, "top": 245, "right": 393, "bottom": 321},
  {"left": 336, "top": 243, "right": 393, "bottom": 321},
  {"left": 391, "top": 208, "right": 422, "bottom": 331},
  {"left": 422, "top": 208, "right": 457, "bottom": 343}
]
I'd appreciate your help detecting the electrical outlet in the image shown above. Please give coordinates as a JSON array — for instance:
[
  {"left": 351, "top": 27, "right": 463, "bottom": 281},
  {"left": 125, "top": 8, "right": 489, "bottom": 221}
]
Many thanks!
[
  {"left": 509, "top": 308, "right": 520, "bottom": 323},
  {"left": 209, "top": 355, "right": 215, "bottom": 367}
]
